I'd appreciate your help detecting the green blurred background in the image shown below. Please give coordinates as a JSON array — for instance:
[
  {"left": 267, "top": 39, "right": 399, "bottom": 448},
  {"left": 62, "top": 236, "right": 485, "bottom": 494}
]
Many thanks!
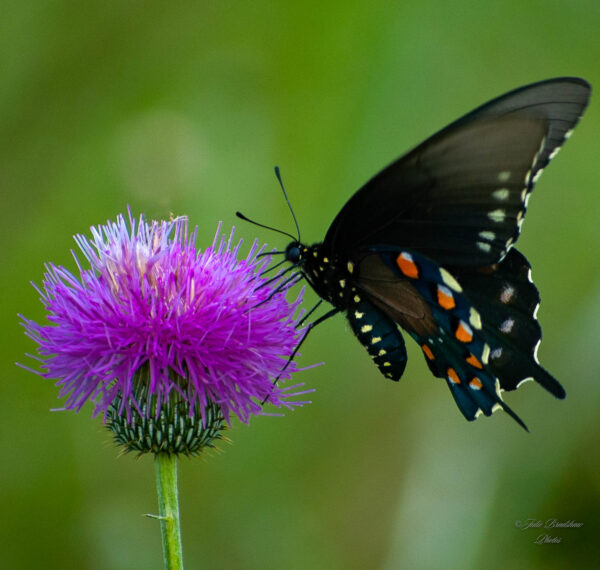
[{"left": 2, "top": 2, "right": 599, "bottom": 569}]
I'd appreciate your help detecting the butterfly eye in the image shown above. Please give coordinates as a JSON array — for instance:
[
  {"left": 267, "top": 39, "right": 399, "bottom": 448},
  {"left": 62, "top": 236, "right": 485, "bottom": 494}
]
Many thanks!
[{"left": 285, "top": 244, "right": 301, "bottom": 263}]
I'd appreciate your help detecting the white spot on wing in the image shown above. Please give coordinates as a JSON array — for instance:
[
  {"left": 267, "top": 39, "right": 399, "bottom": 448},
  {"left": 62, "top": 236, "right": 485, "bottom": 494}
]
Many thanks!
[
  {"left": 533, "top": 339, "right": 541, "bottom": 364},
  {"left": 479, "top": 230, "right": 495, "bottom": 241},
  {"left": 493, "top": 188, "right": 510, "bottom": 200},
  {"left": 469, "top": 308, "right": 482, "bottom": 330},
  {"left": 481, "top": 344, "right": 490, "bottom": 365},
  {"left": 495, "top": 378, "right": 504, "bottom": 398},
  {"left": 499, "top": 318, "right": 515, "bottom": 333},
  {"left": 438, "top": 284, "right": 453, "bottom": 298},
  {"left": 498, "top": 171, "right": 511, "bottom": 182},
  {"left": 440, "top": 268, "right": 463, "bottom": 292},
  {"left": 516, "top": 211, "right": 524, "bottom": 228},
  {"left": 488, "top": 209, "right": 506, "bottom": 223},
  {"left": 500, "top": 284, "right": 515, "bottom": 304},
  {"left": 477, "top": 241, "right": 492, "bottom": 252},
  {"left": 491, "top": 347, "right": 503, "bottom": 360}
]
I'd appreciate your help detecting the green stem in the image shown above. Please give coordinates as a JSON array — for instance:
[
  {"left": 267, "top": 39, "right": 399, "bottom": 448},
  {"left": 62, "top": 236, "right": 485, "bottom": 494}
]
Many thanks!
[{"left": 154, "top": 453, "right": 184, "bottom": 570}]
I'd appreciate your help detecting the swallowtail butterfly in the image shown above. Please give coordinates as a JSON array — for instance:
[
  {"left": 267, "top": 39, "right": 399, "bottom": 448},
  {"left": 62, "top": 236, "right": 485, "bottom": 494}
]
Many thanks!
[{"left": 242, "top": 77, "right": 591, "bottom": 429}]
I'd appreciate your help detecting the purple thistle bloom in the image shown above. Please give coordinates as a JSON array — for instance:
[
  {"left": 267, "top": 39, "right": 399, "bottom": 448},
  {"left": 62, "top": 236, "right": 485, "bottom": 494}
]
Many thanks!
[{"left": 21, "top": 211, "right": 311, "bottom": 426}]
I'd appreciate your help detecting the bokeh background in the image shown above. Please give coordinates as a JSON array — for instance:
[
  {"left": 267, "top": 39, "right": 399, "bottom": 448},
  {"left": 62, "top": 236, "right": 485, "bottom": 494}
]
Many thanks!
[{"left": 2, "top": 2, "right": 599, "bottom": 569}]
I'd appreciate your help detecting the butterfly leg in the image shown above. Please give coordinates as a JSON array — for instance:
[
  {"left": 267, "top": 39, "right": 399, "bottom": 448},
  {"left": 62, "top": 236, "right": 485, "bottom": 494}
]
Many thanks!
[
  {"left": 262, "top": 305, "right": 340, "bottom": 404},
  {"left": 252, "top": 272, "right": 303, "bottom": 310}
]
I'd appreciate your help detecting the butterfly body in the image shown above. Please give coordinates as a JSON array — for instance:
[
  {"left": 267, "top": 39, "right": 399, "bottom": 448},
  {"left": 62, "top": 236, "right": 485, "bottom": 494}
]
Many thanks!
[
  {"left": 287, "top": 242, "right": 411, "bottom": 381},
  {"left": 276, "top": 77, "right": 591, "bottom": 428}
]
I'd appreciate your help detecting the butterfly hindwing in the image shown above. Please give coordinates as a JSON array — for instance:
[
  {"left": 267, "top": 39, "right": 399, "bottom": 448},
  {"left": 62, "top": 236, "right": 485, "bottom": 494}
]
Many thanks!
[
  {"left": 451, "top": 249, "right": 564, "bottom": 398},
  {"left": 418, "top": 323, "right": 523, "bottom": 427},
  {"left": 363, "top": 247, "right": 527, "bottom": 427}
]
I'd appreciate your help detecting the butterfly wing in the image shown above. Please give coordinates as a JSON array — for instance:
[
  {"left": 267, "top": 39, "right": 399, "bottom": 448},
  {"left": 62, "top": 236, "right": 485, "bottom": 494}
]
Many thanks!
[
  {"left": 451, "top": 248, "right": 563, "bottom": 398},
  {"left": 355, "top": 246, "right": 561, "bottom": 428},
  {"left": 323, "top": 77, "right": 590, "bottom": 266}
]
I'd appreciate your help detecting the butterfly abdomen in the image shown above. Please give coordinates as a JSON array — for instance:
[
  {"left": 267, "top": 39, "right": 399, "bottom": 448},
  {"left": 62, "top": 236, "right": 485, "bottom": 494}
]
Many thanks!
[{"left": 346, "top": 295, "right": 407, "bottom": 381}]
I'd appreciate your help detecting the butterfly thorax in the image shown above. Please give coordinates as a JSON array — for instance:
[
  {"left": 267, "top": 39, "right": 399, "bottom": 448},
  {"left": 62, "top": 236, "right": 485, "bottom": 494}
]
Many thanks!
[{"left": 285, "top": 242, "right": 356, "bottom": 309}]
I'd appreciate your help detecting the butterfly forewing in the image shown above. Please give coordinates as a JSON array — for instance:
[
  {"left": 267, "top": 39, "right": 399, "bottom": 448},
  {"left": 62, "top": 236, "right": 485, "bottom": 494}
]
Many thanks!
[
  {"left": 324, "top": 78, "right": 590, "bottom": 267},
  {"left": 451, "top": 77, "right": 590, "bottom": 174}
]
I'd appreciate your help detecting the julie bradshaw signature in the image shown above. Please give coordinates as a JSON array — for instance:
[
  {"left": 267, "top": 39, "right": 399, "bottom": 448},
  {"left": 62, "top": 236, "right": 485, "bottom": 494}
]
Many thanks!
[{"left": 515, "top": 518, "right": 584, "bottom": 544}]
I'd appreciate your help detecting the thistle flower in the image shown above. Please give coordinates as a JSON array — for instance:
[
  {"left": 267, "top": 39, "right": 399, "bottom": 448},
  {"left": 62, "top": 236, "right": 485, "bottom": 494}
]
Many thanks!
[{"left": 21, "top": 211, "right": 311, "bottom": 454}]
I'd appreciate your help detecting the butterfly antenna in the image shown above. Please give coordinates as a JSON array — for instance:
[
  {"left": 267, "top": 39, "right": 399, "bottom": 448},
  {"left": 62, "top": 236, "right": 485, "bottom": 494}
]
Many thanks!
[
  {"left": 274, "top": 166, "right": 301, "bottom": 242},
  {"left": 235, "top": 211, "right": 297, "bottom": 242}
]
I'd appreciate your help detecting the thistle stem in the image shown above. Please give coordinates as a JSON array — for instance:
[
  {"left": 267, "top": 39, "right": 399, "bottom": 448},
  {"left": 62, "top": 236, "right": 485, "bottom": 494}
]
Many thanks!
[{"left": 154, "top": 453, "right": 184, "bottom": 570}]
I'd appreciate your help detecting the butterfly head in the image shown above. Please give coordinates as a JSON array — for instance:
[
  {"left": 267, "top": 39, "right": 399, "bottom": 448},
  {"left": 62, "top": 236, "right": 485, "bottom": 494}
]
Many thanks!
[{"left": 284, "top": 242, "right": 304, "bottom": 264}]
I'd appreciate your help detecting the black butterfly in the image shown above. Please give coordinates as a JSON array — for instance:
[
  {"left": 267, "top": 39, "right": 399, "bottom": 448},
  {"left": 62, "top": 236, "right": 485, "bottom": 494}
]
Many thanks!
[{"left": 241, "top": 77, "right": 591, "bottom": 429}]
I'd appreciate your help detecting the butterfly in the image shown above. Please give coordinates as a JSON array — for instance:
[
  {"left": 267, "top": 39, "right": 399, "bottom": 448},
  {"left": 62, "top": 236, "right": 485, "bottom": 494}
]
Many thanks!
[{"left": 240, "top": 77, "right": 591, "bottom": 429}]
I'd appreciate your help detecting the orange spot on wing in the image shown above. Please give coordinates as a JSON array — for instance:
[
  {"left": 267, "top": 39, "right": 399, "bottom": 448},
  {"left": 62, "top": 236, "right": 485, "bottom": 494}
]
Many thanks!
[
  {"left": 437, "top": 286, "right": 456, "bottom": 310},
  {"left": 466, "top": 354, "right": 483, "bottom": 369},
  {"left": 469, "top": 377, "right": 483, "bottom": 390},
  {"left": 447, "top": 368, "right": 461, "bottom": 384},
  {"left": 456, "top": 321, "right": 473, "bottom": 343},
  {"left": 396, "top": 252, "right": 419, "bottom": 278},
  {"left": 422, "top": 344, "right": 434, "bottom": 360}
]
